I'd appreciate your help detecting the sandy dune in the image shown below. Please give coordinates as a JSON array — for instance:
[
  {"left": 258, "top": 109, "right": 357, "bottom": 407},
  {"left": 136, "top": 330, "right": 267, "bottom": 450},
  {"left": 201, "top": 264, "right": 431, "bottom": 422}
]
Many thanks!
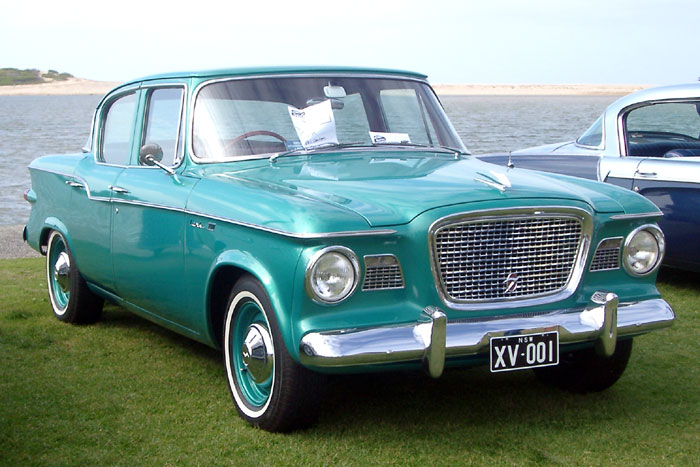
[{"left": 0, "top": 78, "right": 650, "bottom": 97}]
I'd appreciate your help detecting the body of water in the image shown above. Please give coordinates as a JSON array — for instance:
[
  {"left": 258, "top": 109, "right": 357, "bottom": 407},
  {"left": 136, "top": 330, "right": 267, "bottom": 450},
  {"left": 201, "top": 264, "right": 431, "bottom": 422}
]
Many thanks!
[{"left": 0, "top": 93, "right": 618, "bottom": 226}]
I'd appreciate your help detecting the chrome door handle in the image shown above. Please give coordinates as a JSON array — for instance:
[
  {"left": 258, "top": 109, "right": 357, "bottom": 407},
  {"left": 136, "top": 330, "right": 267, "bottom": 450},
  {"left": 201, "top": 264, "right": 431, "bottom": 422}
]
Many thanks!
[
  {"left": 109, "top": 185, "right": 129, "bottom": 194},
  {"left": 635, "top": 171, "right": 657, "bottom": 177},
  {"left": 65, "top": 180, "right": 84, "bottom": 188}
]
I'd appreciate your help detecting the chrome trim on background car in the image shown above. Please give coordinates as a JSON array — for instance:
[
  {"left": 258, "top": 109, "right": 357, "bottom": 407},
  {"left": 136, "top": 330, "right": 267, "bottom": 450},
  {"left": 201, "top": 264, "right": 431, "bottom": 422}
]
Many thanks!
[{"left": 299, "top": 294, "right": 674, "bottom": 376}]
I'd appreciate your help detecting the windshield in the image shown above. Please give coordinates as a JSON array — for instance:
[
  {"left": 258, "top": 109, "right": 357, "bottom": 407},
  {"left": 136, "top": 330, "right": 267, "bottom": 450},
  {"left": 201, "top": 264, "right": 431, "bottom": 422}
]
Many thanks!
[
  {"left": 192, "top": 76, "right": 467, "bottom": 160},
  {"left": 576, "top": 115, "right": 603, "bottom": 147}
]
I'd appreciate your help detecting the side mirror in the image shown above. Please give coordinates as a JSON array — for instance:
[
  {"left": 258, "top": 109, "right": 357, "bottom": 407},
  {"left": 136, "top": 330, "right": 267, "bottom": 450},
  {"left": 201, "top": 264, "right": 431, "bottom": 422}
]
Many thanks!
[
  {"left": 139, "top": 143, "right": 164, "bottom": 166},
  {"left": 138, "top": 142, "right": 175, "bottom": 175}
]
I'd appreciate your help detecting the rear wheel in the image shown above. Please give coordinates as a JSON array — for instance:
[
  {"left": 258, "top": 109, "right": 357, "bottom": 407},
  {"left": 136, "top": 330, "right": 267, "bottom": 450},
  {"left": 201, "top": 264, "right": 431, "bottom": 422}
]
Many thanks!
[
  {"left": 45, "top": 230, "right": 103, "bottom": 324},
  {"left": 534, "top": 338, "right": 633, "bottom": 393},
  {"left": 223, "top": 276, "right": 324, "bottom": 432}
]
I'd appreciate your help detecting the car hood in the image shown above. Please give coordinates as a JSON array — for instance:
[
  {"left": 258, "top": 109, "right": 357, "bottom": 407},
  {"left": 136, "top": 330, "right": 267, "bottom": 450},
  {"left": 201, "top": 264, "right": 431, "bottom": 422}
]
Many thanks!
[{"left": 194, "top": 151, "right": 632, "bottom": 227}]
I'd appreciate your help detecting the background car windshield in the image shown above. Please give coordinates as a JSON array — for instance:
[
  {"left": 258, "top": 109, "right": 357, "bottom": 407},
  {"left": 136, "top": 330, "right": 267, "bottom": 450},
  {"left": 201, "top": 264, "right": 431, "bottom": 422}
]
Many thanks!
[
  {"left": 192, "top": 76, "right": 466, "bottom": 159},
  {"left": 577, "top": 115, "right": 603, "bottom": 147}
]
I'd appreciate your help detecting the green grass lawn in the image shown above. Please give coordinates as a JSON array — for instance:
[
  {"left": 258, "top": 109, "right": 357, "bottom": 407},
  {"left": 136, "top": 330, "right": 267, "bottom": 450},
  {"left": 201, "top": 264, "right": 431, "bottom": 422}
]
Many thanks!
[{"left": 1, "top": 257, "right": 698, "bottom": 465}]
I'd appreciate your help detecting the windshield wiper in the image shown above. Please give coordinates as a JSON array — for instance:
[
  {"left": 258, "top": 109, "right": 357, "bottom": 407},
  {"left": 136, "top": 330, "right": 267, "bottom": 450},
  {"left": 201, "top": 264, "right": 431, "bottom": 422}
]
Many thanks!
[
  {"left": 269, "top": 142, "right": 372, "bottom": 163},
  {"left": 375, "top": 142, "right": 470, "bottom": 156},
  {"left": 269, "top": 142, "right": 469, "bottom": 163}
]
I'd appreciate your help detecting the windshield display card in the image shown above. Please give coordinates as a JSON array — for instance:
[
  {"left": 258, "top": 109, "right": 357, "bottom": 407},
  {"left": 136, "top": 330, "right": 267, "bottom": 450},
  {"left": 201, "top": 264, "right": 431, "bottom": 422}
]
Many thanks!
[
  {"left": 288, "top": 100, "right": 338, "bottom": 149},
  {"left": 369, "top": 131, "right": 411, "bottom": 144}
]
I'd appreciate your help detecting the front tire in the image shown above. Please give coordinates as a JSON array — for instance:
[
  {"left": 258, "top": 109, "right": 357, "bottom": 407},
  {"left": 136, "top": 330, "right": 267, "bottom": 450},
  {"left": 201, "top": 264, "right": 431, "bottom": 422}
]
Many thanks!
[
  {"left": 46, "top": 230, "right": 103, "bottom": 324},
  {"left": 223, "top": 276, "right": 324, "bottom": 432},
  {"left": 534, "top": 338, "right": 633, "bottom": 393}
]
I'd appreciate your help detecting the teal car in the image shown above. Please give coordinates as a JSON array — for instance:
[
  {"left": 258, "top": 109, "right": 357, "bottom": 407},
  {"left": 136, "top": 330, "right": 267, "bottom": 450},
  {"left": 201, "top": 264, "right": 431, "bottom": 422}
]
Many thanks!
[{"left": 24, "top": 67, "right": 674, "bottom": 432}]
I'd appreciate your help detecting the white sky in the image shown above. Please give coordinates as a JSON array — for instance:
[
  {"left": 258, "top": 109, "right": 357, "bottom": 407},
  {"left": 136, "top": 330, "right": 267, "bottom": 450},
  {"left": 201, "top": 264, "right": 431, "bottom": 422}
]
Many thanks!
[{"left": 2, "top": 0, "right": 699, "bottom": 84}]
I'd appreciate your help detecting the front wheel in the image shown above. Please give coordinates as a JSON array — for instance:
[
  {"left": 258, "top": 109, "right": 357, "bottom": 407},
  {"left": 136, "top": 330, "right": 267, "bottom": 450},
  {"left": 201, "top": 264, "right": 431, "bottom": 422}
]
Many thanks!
[
  {"left": 45, "top": 230, "right": 103, "bottom": 324},
  {"left": 223, "top": 276, "right": 324, "bottom": 432},
  {"left": 534, "top": 338, "right": 633, "bottom": 393}
]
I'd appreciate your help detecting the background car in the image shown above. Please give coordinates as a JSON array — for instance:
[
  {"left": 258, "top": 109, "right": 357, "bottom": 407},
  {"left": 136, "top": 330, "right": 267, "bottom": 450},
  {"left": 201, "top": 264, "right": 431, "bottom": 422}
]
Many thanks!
[
  {"left": 478, "top": 84, "right": 700, "bottom": 271},
  {"left": 25, "top": 67, "right": 674, "bottom": 432}
]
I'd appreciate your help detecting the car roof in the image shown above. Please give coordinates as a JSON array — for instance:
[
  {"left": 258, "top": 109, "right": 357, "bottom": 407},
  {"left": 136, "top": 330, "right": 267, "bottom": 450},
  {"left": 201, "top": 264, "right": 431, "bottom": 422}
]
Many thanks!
[
  {"left": 607, "top": 83, "right": 700, "bottom": 114},
  {"left": 128, "top": 66, "right": 429, "bottom": 85}
]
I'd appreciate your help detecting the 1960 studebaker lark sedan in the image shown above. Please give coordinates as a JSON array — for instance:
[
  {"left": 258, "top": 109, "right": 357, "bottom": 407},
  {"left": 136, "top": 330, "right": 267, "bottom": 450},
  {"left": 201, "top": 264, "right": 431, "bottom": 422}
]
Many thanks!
[{"left": 24, "top": 67, "right": 675, "bottom": 432}]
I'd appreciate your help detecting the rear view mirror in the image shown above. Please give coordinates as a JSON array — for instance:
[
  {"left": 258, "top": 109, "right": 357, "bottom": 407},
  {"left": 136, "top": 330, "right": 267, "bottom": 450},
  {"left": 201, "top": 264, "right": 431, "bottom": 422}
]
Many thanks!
[{"left": 323, "top": 85, "right": 346, "bottom": 98}]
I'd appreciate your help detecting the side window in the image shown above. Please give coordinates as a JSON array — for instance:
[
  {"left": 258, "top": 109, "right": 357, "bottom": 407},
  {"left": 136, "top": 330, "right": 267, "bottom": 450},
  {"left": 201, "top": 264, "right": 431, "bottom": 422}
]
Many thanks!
[
  {"left": 101, "top": 92, "right": 137, "bottom": 165},
  {"left": 142, "top": 88, "right": 184, "bottom": 166},
  {"left": 625, "top": 102, "right": 700, "bottom": 157},
  {"left": 379, "top": 89, "right": 438, "bottom": 144}
]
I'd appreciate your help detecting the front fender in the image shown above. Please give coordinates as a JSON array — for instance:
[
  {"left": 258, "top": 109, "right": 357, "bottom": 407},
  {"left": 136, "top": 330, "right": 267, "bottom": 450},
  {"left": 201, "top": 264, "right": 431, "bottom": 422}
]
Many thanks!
[{"left": 203, "top": 246, "right": 303, "bottom": 356}]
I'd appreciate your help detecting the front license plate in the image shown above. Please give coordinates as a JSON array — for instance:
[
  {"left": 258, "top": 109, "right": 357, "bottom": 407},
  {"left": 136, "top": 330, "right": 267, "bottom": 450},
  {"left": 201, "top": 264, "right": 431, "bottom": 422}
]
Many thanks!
[{"left": 490, "top": 331, "right": 559, "bottom": 372}]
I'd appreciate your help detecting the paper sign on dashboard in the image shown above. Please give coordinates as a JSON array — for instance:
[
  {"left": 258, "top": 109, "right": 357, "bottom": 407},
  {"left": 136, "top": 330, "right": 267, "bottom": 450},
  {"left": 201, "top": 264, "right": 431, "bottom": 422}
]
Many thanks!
[
  {"left": 288, "top": 100, "right": 338, "bottom": 149},
  {"left": 369, "top": 131, "right": 411, "bottom": 144}
]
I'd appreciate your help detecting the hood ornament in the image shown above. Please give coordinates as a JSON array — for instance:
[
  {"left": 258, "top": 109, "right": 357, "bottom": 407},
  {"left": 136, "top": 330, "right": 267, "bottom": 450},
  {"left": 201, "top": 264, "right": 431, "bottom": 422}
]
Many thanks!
[{"left": 474, "top": 170, "right": 512, "bottom": 193}]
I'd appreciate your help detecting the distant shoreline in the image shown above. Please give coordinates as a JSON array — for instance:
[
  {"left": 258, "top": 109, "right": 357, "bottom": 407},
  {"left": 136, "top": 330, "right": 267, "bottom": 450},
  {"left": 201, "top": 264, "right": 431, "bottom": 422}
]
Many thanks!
[
  {"left": 0, "top": 78, "right": 650, "bottom": 97},
  {"left": 0, "top": 78, "right": 120, "bottom": 96},
  {"left": 432, "top": 83, "right": 650, "bottom": 96}
]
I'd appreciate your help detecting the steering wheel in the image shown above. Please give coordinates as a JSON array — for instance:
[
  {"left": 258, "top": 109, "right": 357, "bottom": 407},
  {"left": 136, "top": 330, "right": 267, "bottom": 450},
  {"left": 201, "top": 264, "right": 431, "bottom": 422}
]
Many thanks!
[{"left": 224, "top": 130, "right": 287, "bottom": 152}]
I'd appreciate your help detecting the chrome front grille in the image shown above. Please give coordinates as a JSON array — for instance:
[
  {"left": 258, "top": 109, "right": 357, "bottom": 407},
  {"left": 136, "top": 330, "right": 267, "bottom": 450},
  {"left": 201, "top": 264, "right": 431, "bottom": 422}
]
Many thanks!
[{"left": 431, "top": 212, "right": 585, "bottom": 303}]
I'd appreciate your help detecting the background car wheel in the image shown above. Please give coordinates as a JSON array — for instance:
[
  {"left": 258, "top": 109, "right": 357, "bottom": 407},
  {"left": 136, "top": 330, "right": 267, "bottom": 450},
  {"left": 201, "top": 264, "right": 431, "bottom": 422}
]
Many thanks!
[
  {"left": 45, "top": 230, "right": 103, "bottom": 324},
  {"left": 533, "top": 338, "right": 633, "bottom": 393},
  {"left": 223, "top": 276, "right": 325, "bottom": 432}
]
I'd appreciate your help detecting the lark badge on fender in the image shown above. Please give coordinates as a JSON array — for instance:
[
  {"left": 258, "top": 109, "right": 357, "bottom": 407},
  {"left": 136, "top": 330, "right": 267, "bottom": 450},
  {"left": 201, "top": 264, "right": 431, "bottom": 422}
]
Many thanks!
[{"left": 24, "top": 66, "right": 674, "bottom": 432}]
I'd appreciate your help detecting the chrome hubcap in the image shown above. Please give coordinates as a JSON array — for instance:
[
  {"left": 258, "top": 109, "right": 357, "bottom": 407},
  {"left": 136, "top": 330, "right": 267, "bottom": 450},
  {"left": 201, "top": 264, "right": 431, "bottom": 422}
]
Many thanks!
[
  {"left": 53, "top": 252, "right": 71, "bottom": 293},
  {"left": 241, "top": 323, "right": 274, "bottom": 383}
]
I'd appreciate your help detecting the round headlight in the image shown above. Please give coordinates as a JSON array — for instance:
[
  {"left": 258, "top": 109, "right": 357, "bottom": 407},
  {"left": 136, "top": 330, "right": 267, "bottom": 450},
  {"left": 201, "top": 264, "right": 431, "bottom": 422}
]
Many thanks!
[
  {"left": 623, "top": 225, "right": 664, "bottom": 276},
  {"left": 306, "top": 247, "right": 359, "bottom": 303}
]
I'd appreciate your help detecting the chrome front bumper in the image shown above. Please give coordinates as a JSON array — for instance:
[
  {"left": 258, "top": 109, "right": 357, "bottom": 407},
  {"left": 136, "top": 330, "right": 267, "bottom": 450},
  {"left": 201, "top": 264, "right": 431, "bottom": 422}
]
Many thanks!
[{"left": 298, "top": 293, "right": 674, "bottom": 378}]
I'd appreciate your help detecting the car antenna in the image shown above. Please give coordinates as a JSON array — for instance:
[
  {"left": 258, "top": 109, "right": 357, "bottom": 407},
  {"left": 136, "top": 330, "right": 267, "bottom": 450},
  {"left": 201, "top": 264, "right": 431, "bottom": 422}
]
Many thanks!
[{"left": 507, "top": 151, "right": 515, "bottom": 169}]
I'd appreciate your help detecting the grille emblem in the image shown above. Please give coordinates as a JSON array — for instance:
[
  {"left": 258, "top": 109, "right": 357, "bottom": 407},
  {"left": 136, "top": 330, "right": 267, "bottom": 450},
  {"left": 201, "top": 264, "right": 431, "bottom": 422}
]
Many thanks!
[{"left": 503, "top": 273, "right": 519, "bottom": 294}]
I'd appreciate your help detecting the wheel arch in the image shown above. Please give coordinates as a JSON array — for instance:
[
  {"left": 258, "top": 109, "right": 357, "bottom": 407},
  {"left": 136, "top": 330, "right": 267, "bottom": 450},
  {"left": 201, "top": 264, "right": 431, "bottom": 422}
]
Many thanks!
[
  {"left": 40, "top": 217, "right": 71, "bottom": 255},
  {"left": 205, "top": 250, "right": 296, "bottom": 356}
]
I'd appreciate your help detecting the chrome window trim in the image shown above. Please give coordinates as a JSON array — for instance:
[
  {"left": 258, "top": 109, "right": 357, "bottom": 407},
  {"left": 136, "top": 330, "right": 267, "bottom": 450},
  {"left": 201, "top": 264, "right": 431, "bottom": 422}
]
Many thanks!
[
  {"left": 589, "top": 236, "right": 623, "bottom": 272},
  {"left": 139, "top": 84, "right": 188, "bottom": 169},
  {"left": 622, "top": 224, "right": 665, "bottom": 277},
  {"left": 617, "top": 98, "right": 700, "bottom": 158},
  {"left": 427, "top": 206, "right": 593, "bottom": 311},
  {"left": 361, "top": 254, "right": 405, "bottom": 291},
  {"left": 305, "top": 246, "right": 361, "bottom": 304},
  {"left": 188, "top": 73, "right": 433, "bottom": 164}
]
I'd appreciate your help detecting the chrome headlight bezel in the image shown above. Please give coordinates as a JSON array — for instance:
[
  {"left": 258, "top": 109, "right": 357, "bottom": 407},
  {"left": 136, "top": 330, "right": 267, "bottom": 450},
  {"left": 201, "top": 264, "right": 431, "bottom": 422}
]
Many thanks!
[
  {"left": 622, "top": 224, "right": 665, "bottom": 277},
  {"left": 305, "top": 246, "right": 360, "bottom": 304}
]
